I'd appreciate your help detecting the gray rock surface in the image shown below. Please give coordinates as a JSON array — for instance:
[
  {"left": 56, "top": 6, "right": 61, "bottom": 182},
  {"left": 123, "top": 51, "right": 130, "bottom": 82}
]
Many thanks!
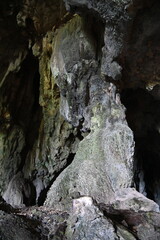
[
  {"left": 50, "top": 15, "right": 97, "bottom": 127},
  {"left": 3, "top": 172, "right": 31, "bottom": 208},
  {"left": 45, "top": 83, "right": 134, "bottom": 210},
  {"left": 1, "top": 0, "right": 160, "bottom": 239},
  {"left": 0, "top": 127, "right": 25, "bottom": 195},
  {"left": 113, "top": 188, "right": 159, "bottom": 212},
  {"left": 0, "top": 210, "right": 40, "bottom": 240},
  {"left": 65, "top": 196, "right": 136, "bottom": 240},
  {"left": 45, "top": 12, "right": 134, "bottom": 211}
]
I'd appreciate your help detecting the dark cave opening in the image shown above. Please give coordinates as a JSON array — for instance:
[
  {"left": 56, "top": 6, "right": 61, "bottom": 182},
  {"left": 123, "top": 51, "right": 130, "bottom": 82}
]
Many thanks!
[
  {"left": 83, "top": 13, "right": 105, "bottom": 64},
  {"left": 1, "top": 51, "right": 42, "bottom": 207},
  {"left": 22, "top": 181, "right": 36, "bottom": 207},
  {"left": 121, "top": 87, "right": 160, "bottom": 205},
  {"left": 12, "top": 52, "right": 42, "bottom": 178}
]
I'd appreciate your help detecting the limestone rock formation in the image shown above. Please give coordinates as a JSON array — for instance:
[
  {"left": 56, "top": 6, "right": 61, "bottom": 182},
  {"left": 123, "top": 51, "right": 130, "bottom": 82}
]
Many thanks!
[{"left": 1, "top": 0, "right": 160, "bottom": 239}]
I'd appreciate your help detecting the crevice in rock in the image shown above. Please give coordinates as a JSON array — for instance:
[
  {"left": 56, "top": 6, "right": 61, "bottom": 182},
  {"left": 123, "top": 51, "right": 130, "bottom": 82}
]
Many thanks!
[
  {"left": 38, "top": 152, "right": 76, "bottom": 206},
  {"left": 36, "top": 123, "right": 87, "bottom": 206},
  {"left": 22, "top": 181, "right": 36, "bottom": 207},
  {"left": 121, "top": 88, "right": 160, "bottom": 206},
  {"left": 83, "top": 14, "right": 105, "bottom": 64},
  {"left": 99, "top": 203, "right": 141, "bottom": 240},
  {"left": 32, "top": 114, "right": 87, "bottom": 207},
  {"left": 13, "top": 53, "right": 42, "bottom": 175}
]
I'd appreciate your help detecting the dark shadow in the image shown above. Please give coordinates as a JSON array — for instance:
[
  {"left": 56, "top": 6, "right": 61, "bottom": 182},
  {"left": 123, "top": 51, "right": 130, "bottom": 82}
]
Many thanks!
[{"left": 121, "top": 88, "right": 160, "bottom": 205}]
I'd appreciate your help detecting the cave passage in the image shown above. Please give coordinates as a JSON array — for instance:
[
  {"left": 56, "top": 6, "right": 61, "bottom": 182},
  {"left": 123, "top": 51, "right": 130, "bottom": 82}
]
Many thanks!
[
  {"left": 121, "top": 87, "right": 160, "bottom": 206},
  {"left": 1, "top": 51, "right": 43, "bottom": 207}
]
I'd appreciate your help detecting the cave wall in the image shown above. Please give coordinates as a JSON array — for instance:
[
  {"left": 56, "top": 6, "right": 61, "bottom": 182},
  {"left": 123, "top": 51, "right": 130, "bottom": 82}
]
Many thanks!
[{"left": 1, "top": 0, "right": 160, "bottom": 239}]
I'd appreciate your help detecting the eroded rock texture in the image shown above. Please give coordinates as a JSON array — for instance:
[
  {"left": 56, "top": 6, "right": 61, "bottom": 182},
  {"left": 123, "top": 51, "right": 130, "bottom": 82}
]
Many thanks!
[{"left": 1, "top": 0, "right": 160, "bottom": 239}]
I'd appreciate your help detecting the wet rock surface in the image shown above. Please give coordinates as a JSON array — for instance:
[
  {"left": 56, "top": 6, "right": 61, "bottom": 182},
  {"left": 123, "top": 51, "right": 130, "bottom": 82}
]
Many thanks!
[{"left": 1, "top": 0, "right": 160, "bottom": 239}]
